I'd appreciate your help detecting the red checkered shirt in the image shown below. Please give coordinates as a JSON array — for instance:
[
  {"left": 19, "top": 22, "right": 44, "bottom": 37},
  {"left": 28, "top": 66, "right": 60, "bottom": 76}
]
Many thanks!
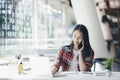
[{"left": 53, "top": 45, "right": 94, "bottom": 72}]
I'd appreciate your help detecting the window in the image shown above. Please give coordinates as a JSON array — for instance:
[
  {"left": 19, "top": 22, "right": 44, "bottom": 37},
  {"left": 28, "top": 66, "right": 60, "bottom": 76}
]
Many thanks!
[{"left": 0, "top": 0, "right": 76, "bottom": 54}]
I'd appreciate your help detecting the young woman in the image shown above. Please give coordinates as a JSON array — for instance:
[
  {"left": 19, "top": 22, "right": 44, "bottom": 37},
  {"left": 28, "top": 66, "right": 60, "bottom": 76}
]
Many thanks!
[{"left": 52, "top": 24, "right": 94, "bottom": 74}]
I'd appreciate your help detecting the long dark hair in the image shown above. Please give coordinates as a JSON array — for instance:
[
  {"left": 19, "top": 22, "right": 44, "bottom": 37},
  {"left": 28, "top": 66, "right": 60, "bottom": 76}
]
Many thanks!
[{"left": 70, "top": 24, "right": 94, "bottom": 57}]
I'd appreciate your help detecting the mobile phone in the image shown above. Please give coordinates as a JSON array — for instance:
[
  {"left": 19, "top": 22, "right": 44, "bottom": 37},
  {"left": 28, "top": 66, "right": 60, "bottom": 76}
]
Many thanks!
[{"left": 78, "top": 42, "right": 83, "bottom": 49}]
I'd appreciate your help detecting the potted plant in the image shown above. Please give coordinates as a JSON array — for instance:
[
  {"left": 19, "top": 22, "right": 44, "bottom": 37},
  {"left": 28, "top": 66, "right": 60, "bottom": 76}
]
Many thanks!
[
  {"left": 105, "top": 58, "right": 112, "bottom": 77},
  {"left": 105, "top": 58, "right": 112, "bottom": 70}
]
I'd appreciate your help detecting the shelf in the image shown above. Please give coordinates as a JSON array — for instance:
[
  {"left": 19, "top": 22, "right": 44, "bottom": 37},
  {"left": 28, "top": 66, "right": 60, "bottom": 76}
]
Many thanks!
[{"left": 105, "top": 8, "right": 120, "bottom": 17}]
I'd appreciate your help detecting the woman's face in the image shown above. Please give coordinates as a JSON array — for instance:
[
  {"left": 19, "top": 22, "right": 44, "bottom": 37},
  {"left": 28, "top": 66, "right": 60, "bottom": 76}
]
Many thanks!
[{"left": 72, "top": 30, "right": 83, "bottom": 47}]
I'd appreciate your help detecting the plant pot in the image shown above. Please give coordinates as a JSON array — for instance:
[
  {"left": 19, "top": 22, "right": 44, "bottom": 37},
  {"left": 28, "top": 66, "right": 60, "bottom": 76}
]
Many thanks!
[{"left": 105, "top": 69, "right": 111, "bottom": 77}]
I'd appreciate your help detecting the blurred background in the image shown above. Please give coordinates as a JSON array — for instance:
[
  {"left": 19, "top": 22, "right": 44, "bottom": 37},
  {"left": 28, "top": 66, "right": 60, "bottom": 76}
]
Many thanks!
[{"left": 0, "top": 0, "right": 120, "bottom": 70}]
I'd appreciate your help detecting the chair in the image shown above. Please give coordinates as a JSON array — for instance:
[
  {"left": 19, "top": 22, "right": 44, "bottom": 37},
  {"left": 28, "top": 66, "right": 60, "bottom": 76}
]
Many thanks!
[{"left": 93, "top": 58, "right": 106, "bottom": 72}]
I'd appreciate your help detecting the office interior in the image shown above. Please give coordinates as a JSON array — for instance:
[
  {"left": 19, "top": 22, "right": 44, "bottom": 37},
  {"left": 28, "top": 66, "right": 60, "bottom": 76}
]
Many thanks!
[{"left": 0, "top": 0, "right": 120, "bottom": 72}]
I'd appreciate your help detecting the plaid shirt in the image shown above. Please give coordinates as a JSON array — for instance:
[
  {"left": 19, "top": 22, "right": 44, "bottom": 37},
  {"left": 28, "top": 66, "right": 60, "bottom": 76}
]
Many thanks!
[{"left": 53, "top": 45, "right": 94, "bottom": 72}]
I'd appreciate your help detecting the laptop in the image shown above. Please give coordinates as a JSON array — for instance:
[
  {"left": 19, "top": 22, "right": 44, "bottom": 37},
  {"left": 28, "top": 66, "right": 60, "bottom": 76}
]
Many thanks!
[
  {"left": 29, "top": 56, "right": 53, "bottom": 78},
  {"left": 29, "top": 56, "right": 65, "bottom": 78}
]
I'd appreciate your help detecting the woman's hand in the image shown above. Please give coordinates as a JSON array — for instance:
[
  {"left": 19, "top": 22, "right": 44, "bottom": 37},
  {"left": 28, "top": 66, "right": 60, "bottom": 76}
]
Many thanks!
[
  {"left": 79, "top": 40, "right": 84, "bottom": 52},
  {"left": 78, "top": 40, "right": 87, "bottom": 71},
  {"left": 51, "top": 66, "right": 58, "bottom": 75}
]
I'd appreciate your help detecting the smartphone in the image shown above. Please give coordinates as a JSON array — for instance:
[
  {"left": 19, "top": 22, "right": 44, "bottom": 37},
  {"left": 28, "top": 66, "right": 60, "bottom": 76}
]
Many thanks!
[{"left": 78, "top": 42, "right": 83, "bottom": 49}]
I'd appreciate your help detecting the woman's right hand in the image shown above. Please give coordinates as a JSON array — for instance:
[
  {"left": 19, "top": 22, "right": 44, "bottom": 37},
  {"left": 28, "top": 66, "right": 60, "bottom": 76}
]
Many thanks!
[{"left": 51, "top": 66, "right": 58, "bottom": 75}]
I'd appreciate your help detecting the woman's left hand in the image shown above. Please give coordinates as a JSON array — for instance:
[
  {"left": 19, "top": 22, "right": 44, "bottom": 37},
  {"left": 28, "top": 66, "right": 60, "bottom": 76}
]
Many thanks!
[{"left": 79, "top": 40, "right": 84, "bottom": 52}]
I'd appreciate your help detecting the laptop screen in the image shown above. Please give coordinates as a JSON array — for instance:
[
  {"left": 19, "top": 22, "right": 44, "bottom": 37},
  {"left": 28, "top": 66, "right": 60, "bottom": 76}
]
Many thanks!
[{"left": 29, "top": 57, "right": 53, "bottom": 78}]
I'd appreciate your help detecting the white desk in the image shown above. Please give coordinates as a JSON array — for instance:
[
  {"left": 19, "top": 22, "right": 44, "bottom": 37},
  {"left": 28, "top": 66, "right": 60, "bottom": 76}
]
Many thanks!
[
  {"left": 0, "top": 57, "right": 120, "bottom": 80},
  {"left": 0, "top": 65, "right": 120, "bottom": 80}
]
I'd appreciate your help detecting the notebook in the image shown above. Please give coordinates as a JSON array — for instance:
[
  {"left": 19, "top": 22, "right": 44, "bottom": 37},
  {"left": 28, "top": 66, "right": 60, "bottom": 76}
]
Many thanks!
[{"left": 29, "top": 56, "right": 53, "bottom": 78}]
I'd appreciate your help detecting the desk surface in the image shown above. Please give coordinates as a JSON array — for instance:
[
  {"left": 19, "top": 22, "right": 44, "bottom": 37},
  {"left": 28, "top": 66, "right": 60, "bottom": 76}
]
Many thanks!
[
  {"left": 0, "top": 57, "right": 120, "bottom": 80},
  {"left": 0, "top": 66, "right": 120, "bottom": 80}
]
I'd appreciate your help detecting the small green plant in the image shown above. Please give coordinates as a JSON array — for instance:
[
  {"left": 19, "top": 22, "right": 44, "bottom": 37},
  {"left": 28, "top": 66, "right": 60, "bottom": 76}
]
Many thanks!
[{"left": 105, "top": 58, "right": 112, "bottom": 70}]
